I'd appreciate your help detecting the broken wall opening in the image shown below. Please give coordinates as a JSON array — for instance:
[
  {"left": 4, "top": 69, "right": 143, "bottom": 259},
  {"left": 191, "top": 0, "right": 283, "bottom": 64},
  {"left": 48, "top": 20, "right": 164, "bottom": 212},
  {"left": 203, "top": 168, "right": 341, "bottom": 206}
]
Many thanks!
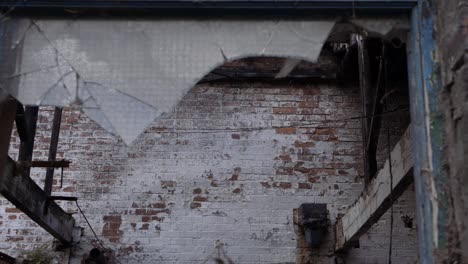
[{"left": 0, "top": 11, "right": 422, "bottom": 264}]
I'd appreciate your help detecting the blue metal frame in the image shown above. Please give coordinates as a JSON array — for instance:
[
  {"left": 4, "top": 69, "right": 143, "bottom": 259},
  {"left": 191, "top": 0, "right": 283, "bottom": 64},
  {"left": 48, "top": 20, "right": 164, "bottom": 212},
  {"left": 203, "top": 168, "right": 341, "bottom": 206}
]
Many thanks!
[{"left": 407, "top": 1, "right": 445, "bottom": 263}]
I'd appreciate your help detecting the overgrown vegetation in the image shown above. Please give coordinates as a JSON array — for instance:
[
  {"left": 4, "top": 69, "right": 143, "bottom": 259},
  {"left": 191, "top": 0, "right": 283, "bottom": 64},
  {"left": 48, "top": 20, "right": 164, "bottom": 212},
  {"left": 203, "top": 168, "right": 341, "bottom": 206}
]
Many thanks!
[{"left": 23, "top": 246, "right": 53, "bottom": 264}]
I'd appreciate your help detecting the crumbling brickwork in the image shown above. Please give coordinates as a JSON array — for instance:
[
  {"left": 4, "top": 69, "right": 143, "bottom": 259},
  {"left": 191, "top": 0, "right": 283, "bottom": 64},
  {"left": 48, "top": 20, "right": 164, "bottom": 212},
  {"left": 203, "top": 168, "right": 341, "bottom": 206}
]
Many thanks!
[
  {"left": 1, "top": 81, "right": 417, "bottom": 263},
  {"left": 435, "top": 0, "right": 468, "bottom": 262}
]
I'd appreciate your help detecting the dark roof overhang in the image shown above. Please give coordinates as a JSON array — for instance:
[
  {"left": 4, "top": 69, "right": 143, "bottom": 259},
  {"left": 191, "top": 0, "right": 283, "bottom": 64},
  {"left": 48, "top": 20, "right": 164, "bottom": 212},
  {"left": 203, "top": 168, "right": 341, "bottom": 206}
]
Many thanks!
[{"left": 0, "top": 0, "right": 417, "bottom": 17}]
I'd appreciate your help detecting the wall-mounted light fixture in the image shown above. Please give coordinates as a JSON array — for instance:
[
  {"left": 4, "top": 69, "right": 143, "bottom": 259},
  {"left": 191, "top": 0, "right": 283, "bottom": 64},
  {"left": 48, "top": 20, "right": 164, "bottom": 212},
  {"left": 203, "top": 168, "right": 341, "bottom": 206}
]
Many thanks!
[{"left": 298, "top": 203, "right": 329, "bottom": 247}]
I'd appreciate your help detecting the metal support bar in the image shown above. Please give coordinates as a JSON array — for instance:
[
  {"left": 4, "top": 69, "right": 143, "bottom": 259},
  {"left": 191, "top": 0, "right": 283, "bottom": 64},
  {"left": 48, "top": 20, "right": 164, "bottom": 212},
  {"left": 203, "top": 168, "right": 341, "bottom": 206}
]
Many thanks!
[
  {"left": 44, "top": 196, "right": 78, "bottom": 215},
  {"left": 355, "top": 35, "right": 372, "bottom": 184},
  {"left": 16, "top": 160, "right": 70, "bottom": 168},
  {"left": 48, "top": 196, "right": 78, "bottom": 202},
  {"left": 44, "top": 107, "right": 63, "bottom": 195},
  {"left": 366, "top": 42, "right": 386, "bottom": 179}
]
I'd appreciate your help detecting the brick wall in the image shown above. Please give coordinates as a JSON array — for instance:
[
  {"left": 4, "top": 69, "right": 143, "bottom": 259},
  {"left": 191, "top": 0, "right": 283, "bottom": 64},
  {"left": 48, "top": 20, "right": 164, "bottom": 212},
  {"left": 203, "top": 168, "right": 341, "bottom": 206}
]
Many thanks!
[
  {"left": 435, "top": 0, "right": 468, "bottom": 262},
  {"left": 1, "top": 81, "right": 417, "bottom": 263}
]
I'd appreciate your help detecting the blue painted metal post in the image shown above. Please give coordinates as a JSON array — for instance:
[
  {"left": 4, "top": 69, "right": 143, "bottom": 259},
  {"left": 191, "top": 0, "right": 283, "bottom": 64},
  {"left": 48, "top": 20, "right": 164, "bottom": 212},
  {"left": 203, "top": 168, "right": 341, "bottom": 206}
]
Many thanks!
[{"left": 407, "top": 0, "right": 446, "bottom": 263}]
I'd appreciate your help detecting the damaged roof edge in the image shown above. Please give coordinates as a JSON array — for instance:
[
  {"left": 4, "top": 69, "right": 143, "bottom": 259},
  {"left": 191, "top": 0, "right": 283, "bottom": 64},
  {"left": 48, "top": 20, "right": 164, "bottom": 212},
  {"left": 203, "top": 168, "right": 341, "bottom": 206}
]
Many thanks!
[{"left": 1, "top": 0, "right": 417, "bottom": 16}]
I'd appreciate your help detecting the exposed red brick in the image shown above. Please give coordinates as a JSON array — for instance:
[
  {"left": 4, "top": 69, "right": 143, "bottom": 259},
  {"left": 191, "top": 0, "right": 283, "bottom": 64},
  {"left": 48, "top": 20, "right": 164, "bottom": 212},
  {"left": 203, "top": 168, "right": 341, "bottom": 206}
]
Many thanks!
[
  {"left": 273, "top": 182, "right": 292, "bottom": 189},
  {"left": 314, "top": 128, "right": 336, "bottom": 135},
  {"left": 294, "top": 141, "right": 316, "bottom": 148},
  {"left": 108, "top": 237, "right": 120, "bottom": 243},
  {"left": 299, "top": 101, "right": 318, "bottom": 108},
  {"left": 193, "top": 188, "right": 202, "bottom": 194},
  {"left": 276, "top": 167, "right": 294, "bottom": 175},
  {"left": 102, "top": 229, "right": 123, "bottom": 237},
  {"left": 278, "top": 154, "right": 292, "bottom": 161},
  {"left": 232, "top": 188, "right": 241, "bottom": 194},
  {"left": 150, "top": 203, "right": 166, "bottom": 209},
  {"left": 260, "top": 182, "right": 271, "bottom": 188},
  {"left": 229, "top": 174, "right": 239, "bottom": 181},
  {"left": 193, "top": 196, "right": 208, "bottom": 202},
  {"left": 103, "top": 215, "right": 121, "bottom": 223},
  {"left": 295, "top": 167, "right": 334, "bottom": 176},
  {"left": 298, "top": 183, "right": 312, "bottom": 189},
  {"left": 152, "top": 216, "right": 164, "bottom": 222},
  {"left": 308, "top": 176, "right": 319, "bottom": 183},
  {"left": 5, "top": 208, "right": 21, "bottom": 213},
  {"left": 104, "top": 222, "right": 122, "bottom": 230},
  {"left": 303, "top": 87, "right": 320, "bottom": 95},
  {"left": 275, "top": 127, "right": 296, "bottom": 135},
  {"left": 62, "top": 186, "right": 74, "bottom": 192},
  {"left": 231, "top": 134, "right": 241, "bottom": 140},
  {"left": 338, "top": 170, "right": 349, "bottom": 175},
  {"left": 6, "top": 236, "right": 23, "bottom": 242},
  {"left": 135, "top": 209, "right": 170, "bottom": 216}
]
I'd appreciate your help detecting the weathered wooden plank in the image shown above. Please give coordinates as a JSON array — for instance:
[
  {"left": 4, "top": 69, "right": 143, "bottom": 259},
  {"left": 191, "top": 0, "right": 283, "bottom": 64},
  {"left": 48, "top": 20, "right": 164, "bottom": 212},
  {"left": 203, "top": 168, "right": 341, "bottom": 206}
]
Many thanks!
[
  {"left": 335, "top": 127, "right": 413, "bottom": 251},
  {"left": 0, "top": 157, "right": 75, "bottom": 245}
]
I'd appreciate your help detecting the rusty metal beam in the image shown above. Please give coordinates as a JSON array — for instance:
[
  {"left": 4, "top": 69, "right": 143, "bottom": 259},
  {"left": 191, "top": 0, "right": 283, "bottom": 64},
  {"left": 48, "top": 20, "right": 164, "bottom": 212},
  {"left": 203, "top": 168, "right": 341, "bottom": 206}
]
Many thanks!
[
  {"left": 335, "top": 127, "right": 414, "bottom": 251},
  {"left": 0, "top": 157, "right": 74, "bottom": 245},
  {"left": 1, "top": 99, "right": 73, "bottom": 245}
]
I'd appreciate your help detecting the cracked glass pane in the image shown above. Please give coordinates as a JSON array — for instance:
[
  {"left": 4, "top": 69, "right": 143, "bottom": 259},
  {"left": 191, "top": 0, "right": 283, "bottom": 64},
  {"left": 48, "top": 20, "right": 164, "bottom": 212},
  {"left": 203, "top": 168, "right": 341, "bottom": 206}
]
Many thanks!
[{"left": 0, "top": 17, "right": 408, "bottom": 144}]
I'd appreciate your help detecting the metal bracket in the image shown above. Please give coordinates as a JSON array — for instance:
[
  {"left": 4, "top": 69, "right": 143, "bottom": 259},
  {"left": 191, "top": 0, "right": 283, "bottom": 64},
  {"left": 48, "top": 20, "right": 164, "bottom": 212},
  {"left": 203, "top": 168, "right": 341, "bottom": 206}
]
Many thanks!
[
  {"left": 15, "top": 160, "right": 70, "bottom": 176},
  {"left": 44, "top": 196, "right": 77, "bottom": 215}
]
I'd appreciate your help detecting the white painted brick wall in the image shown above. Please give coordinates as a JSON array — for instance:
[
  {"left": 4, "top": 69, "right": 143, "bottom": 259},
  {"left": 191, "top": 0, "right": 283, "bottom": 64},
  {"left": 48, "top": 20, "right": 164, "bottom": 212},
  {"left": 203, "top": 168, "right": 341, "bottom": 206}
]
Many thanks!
[{"left": 0, "top": 81, "right": 417, "bottom": 263}]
